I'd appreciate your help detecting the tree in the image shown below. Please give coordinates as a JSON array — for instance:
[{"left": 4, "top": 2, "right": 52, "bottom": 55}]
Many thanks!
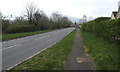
[
  {"left": 14, "top": 16, "right": 24, "bottom": 24},
  {"left": 34, "top": 10, "right": 49, "bottom": 30},
  {"left": 51, "top": 11, "right": 62, "bottom": 22},
  {"left": 82, "top": 15, "right": 87, "bottom": 23},
  {"left": 51, "top": 11, "right": 63, "bottom": 28},
  {"left": 2, "top": 19, "right": 9, "bottom": 33},
  {"left": 25, "top": 3, "right": 38, "bottom": 24},
  {"left": 61, "top": 16, "right": 69, "bottom": 27}
]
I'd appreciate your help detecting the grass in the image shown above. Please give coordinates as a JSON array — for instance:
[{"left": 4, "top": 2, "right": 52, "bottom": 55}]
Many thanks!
[
  {"left": 2, "top": 29, "right": 58, "bottom": 41},
  {"left": 9, "top": 29, "right": 76, "bottom": 70},
  {"left": 81, "top": 31, "right": 119, "bottom": 70}
]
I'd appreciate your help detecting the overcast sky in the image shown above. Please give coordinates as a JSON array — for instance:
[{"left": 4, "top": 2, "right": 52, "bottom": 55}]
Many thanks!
[{"left": 0, "top": 0, "right": 120, "bottom": 18}]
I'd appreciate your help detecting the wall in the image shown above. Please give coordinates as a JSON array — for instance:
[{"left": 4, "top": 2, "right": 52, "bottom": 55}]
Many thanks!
[{"left": 111, "top": 13, "right": 116, "bottom": 19}]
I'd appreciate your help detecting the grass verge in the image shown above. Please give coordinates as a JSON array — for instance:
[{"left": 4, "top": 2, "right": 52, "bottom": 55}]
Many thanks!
[
  {"left": 9, "top": 29, "right": 76, "bottom": 70},
  {"left": 2, "top": 29, "right": 59, "bottom": 41},
  {"left": 81, "top": 31, "right": 119, "bottom": 70}
]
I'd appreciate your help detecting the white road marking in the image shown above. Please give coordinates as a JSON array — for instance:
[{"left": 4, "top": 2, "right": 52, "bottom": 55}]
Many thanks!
[
  {"left": 34, "top": 36, "right": 48, "bottom": 40},
  {"left": 2, "top": 44, "right": 21, "bottom": 51},
  {"left": 3, "top": 42, "right": 6, "bottom": 43},
  {"left": 2, "top": 36, "right": 49, "bottom": 50}
]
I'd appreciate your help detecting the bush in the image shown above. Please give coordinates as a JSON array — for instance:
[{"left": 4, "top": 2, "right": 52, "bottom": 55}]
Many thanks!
[
  {"left": 5, "top": 24, "right": 38, "bottom": 33},
  {"left": 2, "top": 20, "right": 9, "bottom": 33},
  {"left": 80, "top": 17, "right": 120, "bottom": 40}
]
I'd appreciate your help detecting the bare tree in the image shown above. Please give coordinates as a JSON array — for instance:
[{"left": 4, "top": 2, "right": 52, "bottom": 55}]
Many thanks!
[
  {"left": 82, "top": 15, "right": 87, "bottom": 23},
  {"left": 25, "top": 3, "right": 38, "bottom": 24},
  {"left": 61, "top": 16, "right": 69, "bottom": 27},
  {"left": 14, "top": 16, "right": 24, "bottom": 24},
  {"left": 51, "top": 11, "right": 63, "bottom": 28},
  {"left": 34, "top": 9, "right": 49, "bottom": 29},
  {"left": 51, "top": 11, "right": 62, "bottom": 22}
]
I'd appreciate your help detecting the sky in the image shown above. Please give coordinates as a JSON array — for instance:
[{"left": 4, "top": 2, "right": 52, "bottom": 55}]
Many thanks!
[{"left": 0, "top": 0, "right": 120, "bottom": 19}]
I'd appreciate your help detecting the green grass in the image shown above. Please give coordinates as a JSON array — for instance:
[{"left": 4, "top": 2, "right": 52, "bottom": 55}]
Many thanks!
[
  {"left": 9, "top": 29, "right": 76, "bottom": 70},
  {"left": 81, "top": 31, "right": 119, "bottom": 70},
  {"left": 2, "top": 29, "right": 58, "bottom": 41}
]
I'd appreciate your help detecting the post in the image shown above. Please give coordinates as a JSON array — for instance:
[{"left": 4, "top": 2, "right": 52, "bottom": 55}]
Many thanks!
[{"left": 0, "top": 12, "right": 2, "bottom": 71}]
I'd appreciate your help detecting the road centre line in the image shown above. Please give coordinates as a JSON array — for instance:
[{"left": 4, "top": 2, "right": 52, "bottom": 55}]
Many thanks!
[
  {"left": 2, "top": 44, "right": 21, "bottom": 51},
  {"left": 2, "top": 35, "right": 50, "bottom": 51},
  {"left": 34, "top": 36, "right": 48, "bottom": 40}
]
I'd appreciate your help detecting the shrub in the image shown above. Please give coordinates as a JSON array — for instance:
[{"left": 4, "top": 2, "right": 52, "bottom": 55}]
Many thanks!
[
  {"left": 5, "top": 24, "right": 38, "bottom": 33},
  {"left": 80, "top": 17, "right": 120, "bottom": 40},
  {"left": 2, "top": 20, "right": 9, "bottom": 33}
]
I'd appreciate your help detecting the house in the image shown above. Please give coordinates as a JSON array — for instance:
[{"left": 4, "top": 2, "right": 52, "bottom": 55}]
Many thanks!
[
  {"left": 117, "top": 1, "right": 120, "bottom": 18},
  {"left": 111, "top": 1, "right": 120, "bottom": 19},
  {"left": 117, "top": 9, "right": 120, "bottom": 18},
  {"left": 111, "top": 11, "right": 118, "bottom": 19}
]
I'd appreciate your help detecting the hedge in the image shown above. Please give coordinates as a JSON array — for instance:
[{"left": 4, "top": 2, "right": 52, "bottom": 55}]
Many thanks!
[
  {"left": 4, "top": 24, "right": 38, "bottom": 33},
  {"left": 80, "top": 17, "right": 120, "bottom": 40}
]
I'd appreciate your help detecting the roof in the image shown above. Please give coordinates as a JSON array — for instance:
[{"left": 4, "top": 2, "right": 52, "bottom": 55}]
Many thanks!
[{"left": 112, "top": 11, "right": 118, "bottom": 17}]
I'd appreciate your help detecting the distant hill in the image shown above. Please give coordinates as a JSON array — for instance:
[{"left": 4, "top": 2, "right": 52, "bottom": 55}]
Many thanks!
[
  {"left": 47, "top": 14, "right": 83, "bottom": 24},
  {"left": 66, "top": 15, "right": 82, "bottom": 23}
]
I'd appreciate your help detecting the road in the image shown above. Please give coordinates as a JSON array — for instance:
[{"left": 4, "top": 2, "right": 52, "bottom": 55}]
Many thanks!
[{"left": 2, "top": 28, "right": 75, "bottom": 70}]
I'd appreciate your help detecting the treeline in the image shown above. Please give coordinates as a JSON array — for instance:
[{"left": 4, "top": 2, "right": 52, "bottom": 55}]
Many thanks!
[
  {"left": 2, "top": 3, "right": 73, "bottom": 33},
  {"left": 80, "top": 17, "right": 120, "bottom": 40}
]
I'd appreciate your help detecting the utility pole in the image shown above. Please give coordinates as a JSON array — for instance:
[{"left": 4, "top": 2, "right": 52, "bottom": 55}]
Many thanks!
[{"left": 0, "top": 12, "right": 2, "bottom": 72}]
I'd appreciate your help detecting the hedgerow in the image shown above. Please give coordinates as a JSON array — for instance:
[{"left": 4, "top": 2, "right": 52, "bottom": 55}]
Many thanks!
[
  {"left": 5, "top": 24, "right": 38, "bottom": 33},
  {"left": 80, "top": 17, "right": 120, "bottom": 40}
]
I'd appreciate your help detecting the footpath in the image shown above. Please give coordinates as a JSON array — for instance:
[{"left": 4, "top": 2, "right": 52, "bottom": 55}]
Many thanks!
[{"left": 64, "top": 28, "right": 94, "bottom": 70}]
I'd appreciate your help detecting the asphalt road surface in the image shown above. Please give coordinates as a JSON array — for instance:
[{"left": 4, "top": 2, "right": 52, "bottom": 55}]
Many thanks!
[{"left": 2, "top": 28, "right": 75, "bottom": 70}]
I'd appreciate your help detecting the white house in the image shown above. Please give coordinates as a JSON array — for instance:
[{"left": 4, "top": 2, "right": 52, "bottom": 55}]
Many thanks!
[
  {"left": 111, "top": 11, "right": 118, "bottom": 19},
  {"left": 117, "top": 1, "right": 120, "bottom": 18},
  {"left": 111, "top": 1, "right": 120, "bottom": 19}
]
